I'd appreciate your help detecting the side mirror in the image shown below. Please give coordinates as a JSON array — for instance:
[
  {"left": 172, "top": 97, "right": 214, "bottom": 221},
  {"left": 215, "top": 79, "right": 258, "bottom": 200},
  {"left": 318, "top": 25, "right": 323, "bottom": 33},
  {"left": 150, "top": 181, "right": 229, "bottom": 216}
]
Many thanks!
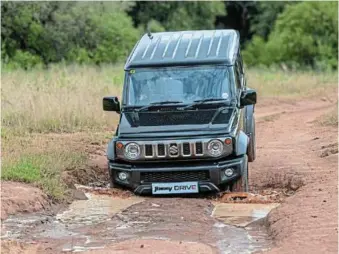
[
  {"left": 103, "top": 96, "right": 120, "bottom": 112},
  {"left": 240, "top": 89, "right": 257, "bottom": 107}
]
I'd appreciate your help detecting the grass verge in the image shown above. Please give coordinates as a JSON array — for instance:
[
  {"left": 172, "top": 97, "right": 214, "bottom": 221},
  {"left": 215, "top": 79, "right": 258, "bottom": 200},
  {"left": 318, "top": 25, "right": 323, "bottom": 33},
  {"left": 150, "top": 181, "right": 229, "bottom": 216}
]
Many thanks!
[
  {"left": 2, "top": 152, "right": 86, "bottom": 201},
  {"left": 1, "top": 131, "right": 108, "bottom": 201},
  {"left": 247, "top": 68, "right": 337, "bottom": 98}
]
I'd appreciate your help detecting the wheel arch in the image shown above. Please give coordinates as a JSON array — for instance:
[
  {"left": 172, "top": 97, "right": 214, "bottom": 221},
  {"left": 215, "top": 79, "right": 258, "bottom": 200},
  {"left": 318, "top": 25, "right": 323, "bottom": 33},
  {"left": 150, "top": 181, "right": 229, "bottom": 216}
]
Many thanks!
[
  {"left": 235, "top": 130, "right": 249, "bottom": 156},
  {"left": 107, "top": 137, "right": 117, "bottom": 161}
]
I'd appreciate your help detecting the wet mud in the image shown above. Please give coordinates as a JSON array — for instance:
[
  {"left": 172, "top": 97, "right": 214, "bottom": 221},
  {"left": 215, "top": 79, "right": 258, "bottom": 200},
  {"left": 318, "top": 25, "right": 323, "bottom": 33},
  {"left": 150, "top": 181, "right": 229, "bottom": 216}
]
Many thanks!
[{"left": 1, "top": 185, "right": 278, "bottom": 254}]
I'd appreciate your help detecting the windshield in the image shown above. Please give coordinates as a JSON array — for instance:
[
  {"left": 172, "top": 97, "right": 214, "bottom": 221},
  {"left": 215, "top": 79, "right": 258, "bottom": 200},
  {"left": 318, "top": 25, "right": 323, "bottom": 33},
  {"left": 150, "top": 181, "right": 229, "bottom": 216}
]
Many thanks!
[{"left": 125, "top": 66, "right": 233, "bottom": 106}]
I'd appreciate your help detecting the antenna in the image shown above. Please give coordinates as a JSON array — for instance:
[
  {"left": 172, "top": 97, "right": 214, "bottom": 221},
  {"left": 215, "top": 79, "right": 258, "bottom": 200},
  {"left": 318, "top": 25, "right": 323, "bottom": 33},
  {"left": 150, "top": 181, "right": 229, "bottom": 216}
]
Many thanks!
[{"left": 146, "top": 22, "right": 153, "bottom": 40}]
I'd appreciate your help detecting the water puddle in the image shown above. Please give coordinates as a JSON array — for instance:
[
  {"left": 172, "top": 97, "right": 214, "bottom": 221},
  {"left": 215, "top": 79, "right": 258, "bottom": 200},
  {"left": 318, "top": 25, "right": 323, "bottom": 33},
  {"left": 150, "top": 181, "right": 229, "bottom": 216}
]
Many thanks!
[
  {"left": 1, "top": 214, "right": 51, "bottom": 239},
  {"left": 212, "top": 203, "right": 280, "bottom": 227},
  {"left": 212, "top": 218, "right": 272, "bottom": 253},
  {"left": 95, "top": 239, "right": 216, "bottom": 254},
  {"left": 1, "top": 188, "right": 278, "bottom": 254},
  {"left": 56, "top": 192, "right": 143, "bottom": 225}
]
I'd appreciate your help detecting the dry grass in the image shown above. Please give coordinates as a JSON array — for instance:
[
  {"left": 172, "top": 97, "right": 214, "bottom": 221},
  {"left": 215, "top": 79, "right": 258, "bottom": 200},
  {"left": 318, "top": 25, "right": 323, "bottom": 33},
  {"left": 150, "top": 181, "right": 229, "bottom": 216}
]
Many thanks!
[
  {"left": 316, "top": 104, "right": 338, "bottom": 127},
  {"left": 2, "top": 64, "right": 122, "bottom": 134},
  {"left": 2, "top": 65, "right": 337, "bottom": 134},
  {"left": 258, "top": 112, "right": 285, "bottom": 122},
  {"left": 247, "top": 68, "right": 337, "bottom": 98},
  {"left": 1, "top": 64, "right": 337, "bottom": 199}
]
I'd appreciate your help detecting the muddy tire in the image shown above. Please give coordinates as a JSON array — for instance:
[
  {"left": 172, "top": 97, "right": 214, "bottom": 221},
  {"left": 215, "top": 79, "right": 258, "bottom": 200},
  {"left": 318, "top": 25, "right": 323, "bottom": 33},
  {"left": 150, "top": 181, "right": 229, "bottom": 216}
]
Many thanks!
[
  {"left": 231, "top": 156, "right": 249, "bottom": 192},
  {"left": 108, "top": 163, "right": 115, "bottom": 188},
  {"left": 109, "top": 180, "right": 115, "bottom": 188},
  {"left": 247, "top": 116, "right": 256, "bottom": 162}
]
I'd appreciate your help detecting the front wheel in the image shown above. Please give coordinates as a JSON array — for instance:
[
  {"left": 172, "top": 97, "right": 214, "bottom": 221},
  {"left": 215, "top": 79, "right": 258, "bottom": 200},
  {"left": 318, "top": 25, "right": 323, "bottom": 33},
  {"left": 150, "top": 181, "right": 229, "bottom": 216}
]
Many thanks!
[
  {"left": 230, "top": 156, "right": 249, "bottom": 192},
  {"left": 247, "top": 116, "right": 256, "bottom": 162},
  {"left": 108, "top": 163, "right": 115, "bottom": 188}
]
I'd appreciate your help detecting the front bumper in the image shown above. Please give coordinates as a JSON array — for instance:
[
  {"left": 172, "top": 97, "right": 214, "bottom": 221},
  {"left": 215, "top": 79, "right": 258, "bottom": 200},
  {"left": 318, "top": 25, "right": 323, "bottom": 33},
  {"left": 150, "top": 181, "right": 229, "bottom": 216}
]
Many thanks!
[{"left": 109, "top": 156, "right": 247, "bottom": 194}]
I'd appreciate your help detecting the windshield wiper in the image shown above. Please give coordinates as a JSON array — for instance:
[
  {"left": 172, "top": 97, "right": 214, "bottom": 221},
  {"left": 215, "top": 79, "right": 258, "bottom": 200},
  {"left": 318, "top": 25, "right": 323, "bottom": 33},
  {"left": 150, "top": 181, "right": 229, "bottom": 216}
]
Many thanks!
[
  {"left": 136, "top": 100, "right": 183, "bottom": 112},
  {"left": 179, "top": 98, "right": 229, "bottom": 110}
]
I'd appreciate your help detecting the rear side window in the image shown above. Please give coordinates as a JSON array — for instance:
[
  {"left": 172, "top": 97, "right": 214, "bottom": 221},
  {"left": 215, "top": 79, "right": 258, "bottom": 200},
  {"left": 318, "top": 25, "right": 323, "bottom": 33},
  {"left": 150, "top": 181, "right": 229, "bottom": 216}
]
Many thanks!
[{"left": 234, "top": 61, "right": 241, "bottom": 90}]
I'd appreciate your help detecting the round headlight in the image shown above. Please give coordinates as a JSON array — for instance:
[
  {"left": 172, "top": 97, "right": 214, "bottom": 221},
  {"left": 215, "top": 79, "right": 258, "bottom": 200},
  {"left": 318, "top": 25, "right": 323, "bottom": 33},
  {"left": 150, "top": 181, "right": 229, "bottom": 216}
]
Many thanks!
[
  {"left": 124, "top": 143, "right": 140, "bottom": 160},
  {"left": 207, "top": 139, "right": 224, "bottom": 157}
]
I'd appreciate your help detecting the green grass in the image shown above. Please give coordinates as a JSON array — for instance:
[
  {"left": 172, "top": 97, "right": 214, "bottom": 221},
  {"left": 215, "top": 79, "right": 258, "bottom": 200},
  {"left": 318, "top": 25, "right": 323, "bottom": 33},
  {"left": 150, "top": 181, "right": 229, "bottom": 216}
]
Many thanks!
[
  {"left": 2, "top": 156, "right": 41, "bottom": 183},
  {"left": 2, "top": 149, "right": 87, "bottom": 201},
  {"left": 1, "top": 130, "right": 96, "bottom": 201}
]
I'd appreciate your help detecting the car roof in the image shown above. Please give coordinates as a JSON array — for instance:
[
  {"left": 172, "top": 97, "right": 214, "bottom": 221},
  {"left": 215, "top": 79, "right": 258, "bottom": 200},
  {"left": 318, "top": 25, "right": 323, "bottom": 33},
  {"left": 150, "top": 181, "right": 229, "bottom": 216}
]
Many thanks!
[{"left": 124, "top": 29, "right": 240, "bottom": 70}]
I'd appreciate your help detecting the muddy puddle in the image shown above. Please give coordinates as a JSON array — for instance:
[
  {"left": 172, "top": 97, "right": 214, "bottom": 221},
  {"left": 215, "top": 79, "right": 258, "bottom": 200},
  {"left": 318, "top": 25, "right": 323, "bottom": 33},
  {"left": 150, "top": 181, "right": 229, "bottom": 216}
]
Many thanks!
[
  {"left": 1, "top": 186, "right": 279, "bottom": 253},
  {"left": 212, "top": 203, "right": 280, "bottom": 227}
]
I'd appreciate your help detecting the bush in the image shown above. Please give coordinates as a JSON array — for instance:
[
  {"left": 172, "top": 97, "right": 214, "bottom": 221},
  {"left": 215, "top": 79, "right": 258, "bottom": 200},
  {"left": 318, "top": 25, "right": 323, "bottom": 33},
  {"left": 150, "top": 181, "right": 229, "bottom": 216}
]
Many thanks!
[
  {"left": 7, "top": 50, "right": 43, "bottom": 70},
  {"left": 137, "top": 19, "right": 166, "bottom": 34},
  {"left": 129, "top": 1, "right": 226, "bottom": 31},
  {"left": 243, "top": 1, "right": 338, "bottom": 70},
  {"left": 1, "top": 2, "right": 140, "bottom": 68},
  {"left": 242, "top": 36, "right": 268, "bottom": 67},
  {"left": 90, "top": 11, "right": 140, "bottom": 64}
]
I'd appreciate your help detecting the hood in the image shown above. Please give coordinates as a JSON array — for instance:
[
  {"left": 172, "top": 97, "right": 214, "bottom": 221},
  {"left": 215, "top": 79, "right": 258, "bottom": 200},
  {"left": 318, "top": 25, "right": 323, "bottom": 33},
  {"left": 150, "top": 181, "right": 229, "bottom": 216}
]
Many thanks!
[{"left": 117, "top": 107, "right": 236, "bottom": 138}]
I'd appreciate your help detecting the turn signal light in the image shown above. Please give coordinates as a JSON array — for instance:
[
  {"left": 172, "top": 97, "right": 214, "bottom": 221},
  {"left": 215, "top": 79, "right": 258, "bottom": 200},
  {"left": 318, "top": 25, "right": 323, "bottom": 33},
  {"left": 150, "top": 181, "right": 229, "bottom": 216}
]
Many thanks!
[
  {"left": 224, "top": 138, "right": 232, "bottom": 145},
  {"left": 116, "top": 142, "right": 124, "bottom": 149}
]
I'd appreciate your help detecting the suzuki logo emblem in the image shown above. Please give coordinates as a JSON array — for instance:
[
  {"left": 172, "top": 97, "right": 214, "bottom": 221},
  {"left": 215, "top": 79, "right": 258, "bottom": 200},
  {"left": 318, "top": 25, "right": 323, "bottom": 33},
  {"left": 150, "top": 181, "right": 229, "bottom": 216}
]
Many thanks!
[{"left": 169, "top": 144, "right": 178, "bottom": 155}]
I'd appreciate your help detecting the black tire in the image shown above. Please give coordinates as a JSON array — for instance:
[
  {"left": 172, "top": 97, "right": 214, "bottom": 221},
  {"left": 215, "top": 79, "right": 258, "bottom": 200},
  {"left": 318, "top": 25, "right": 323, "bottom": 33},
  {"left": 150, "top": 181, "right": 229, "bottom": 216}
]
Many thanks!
[
  {"left": 247, "top": 116, "right": 256, "bottom": 162},
  {"left": 108, "top": 163, "right": 115, "bottom": 188},
  {"left": 230, "top": 155, "right": 249, "bottom": 192}
]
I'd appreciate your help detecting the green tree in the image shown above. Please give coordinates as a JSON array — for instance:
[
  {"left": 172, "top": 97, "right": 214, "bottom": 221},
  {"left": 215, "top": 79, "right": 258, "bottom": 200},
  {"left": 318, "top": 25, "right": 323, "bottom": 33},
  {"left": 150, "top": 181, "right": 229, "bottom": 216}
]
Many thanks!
[
  {"left": 1, "top": 1, "right": 139, "bottom": 68},
  {"left": 129, "top": 1, "right": 226, "bottom": 32},
  {"left": 250, "top": 1, "right": 295, "bottom": 39},
  {"left": 243, "top": 1, "right": 338, "bottom": 70},
  {"left": 268, "top": 1, "right": 338, "bottom": 69}
]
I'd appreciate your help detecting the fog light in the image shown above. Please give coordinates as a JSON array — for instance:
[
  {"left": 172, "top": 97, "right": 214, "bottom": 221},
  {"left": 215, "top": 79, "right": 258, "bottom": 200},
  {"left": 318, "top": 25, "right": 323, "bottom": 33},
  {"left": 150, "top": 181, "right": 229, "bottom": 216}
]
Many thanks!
[
  {"left": 118, "top": 172, "right": 129, "bottom": 181},
  {"left": 224, "top": 168, "right": 234, "bottom": 177}
]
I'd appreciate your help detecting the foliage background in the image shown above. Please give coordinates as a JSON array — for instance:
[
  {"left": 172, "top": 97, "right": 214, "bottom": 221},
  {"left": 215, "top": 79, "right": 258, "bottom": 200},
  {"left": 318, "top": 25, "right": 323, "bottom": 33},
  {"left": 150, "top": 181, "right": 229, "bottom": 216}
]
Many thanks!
[{"left": 1, "top": 1, "right": 338, "bottom": 71}]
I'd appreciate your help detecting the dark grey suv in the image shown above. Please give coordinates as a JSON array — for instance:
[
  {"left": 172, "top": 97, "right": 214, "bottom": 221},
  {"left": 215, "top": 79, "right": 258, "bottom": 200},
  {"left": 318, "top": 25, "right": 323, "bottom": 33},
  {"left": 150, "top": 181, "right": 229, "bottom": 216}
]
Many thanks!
[{"left": 103, "top": 29, "right": 256, "bottom": 195}]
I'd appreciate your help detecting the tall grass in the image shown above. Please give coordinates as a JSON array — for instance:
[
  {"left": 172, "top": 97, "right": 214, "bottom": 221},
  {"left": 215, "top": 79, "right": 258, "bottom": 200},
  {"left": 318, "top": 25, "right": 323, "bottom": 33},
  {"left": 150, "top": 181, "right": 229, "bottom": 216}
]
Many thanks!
[
  {"left": 2, "top": 64, "right": 123, "bottom": 134},
  {"left": 2, "top": 64, "right": 337, "bottom": 134},
  {"left": 247, "top": 68, "right": 337, "bottom": 98}
]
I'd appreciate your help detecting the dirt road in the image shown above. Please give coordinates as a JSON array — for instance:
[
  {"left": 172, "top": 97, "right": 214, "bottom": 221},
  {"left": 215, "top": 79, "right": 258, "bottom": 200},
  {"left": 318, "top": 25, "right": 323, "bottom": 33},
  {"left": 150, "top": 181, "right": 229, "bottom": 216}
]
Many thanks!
[
  {"left": 1, "top": 96, "right": 337, "bottom": 254},
  {"left": 252, "top": 97, "right": 338, "bottom": 254}
]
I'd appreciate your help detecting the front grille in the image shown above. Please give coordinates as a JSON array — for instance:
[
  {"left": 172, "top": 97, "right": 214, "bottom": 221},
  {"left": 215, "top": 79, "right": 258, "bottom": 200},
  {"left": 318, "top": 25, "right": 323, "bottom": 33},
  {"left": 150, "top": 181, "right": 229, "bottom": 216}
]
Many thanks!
[
  {"left": 157, "top": 144, "right": 165, "bottom": 156},
  {"left": 195, "top": 142, "right": 203, "bottom": 155},
  {"left": 145, "top": 145, "right": 153, "bottom": 157},
  {"left": 183, "top": 143, "right": 190, "bottom": 155},
  {"left": 141, "top": 170, "right": 210, "bottom": 183},
  {"left": 143, "top": 141, "right": 204, "bottom": 159}
]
